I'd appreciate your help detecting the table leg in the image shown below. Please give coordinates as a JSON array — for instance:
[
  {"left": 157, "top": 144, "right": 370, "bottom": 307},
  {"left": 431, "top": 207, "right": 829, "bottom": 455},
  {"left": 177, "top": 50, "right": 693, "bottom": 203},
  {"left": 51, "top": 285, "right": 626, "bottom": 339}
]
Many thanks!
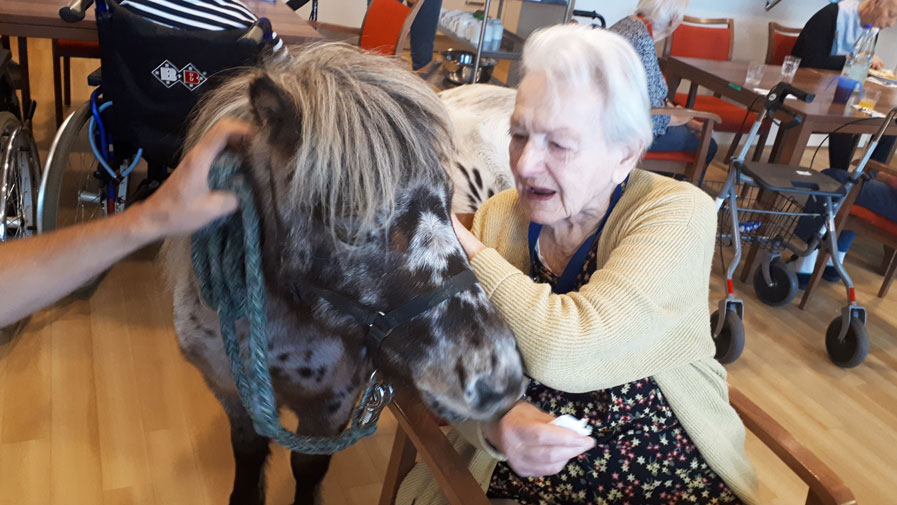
[
  {"left": 662, "top": 66, "right": 682, "bottom": 102},
  {"left": 768, "top": 127, "right": 784, "bottom": 163},
  {"left": 17, "top": 37, "right": 31, "bottom": 115},
  {"left": 686, "top": 82, "right": 698, "bottom": 108},
  {"left": 772, "top": 121, "right": 813, "bottom": 166},
  {"left": 52, "top": 40, "right": 64, "bottom": 127}
]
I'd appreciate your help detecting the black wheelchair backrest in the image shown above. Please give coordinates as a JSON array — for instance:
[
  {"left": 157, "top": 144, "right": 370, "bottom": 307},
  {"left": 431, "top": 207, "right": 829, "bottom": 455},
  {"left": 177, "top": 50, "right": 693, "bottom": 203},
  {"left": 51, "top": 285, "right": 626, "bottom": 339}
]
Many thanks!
[{"left": 96, "top": 0, "right": 273, "bottom": 166}]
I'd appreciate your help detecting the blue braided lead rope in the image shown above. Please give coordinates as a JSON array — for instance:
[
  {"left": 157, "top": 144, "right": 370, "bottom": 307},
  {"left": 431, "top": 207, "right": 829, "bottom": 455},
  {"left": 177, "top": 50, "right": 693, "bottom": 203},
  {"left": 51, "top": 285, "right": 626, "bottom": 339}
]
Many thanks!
[{"left": 190, "top": 153, "right": 379, "bottom": 455}]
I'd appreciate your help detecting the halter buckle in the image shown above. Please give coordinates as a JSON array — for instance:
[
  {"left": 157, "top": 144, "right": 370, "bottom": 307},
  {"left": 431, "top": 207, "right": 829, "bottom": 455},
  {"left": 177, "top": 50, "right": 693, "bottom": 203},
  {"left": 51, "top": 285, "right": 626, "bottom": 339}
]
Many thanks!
[
  {"left": 360, "top": 370, "right": 394, "bottom": 426},
  {"left": 366, "top": 311, "right": 393, "bottom": 349}
]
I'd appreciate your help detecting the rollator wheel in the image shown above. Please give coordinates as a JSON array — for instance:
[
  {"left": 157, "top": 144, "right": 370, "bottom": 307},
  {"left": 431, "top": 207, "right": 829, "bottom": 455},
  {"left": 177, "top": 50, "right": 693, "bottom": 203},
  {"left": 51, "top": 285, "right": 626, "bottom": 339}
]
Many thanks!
[
  {"left": 710, "top": 309, "right": 745, "bottom": 365},
  {"left": 825, "top": 316, "right": 869, "bottom": 368},
  {"left": 0, "top": 111, "right": 40, "bottom": 242},
  {"left": 752, "top": 259, "right": 798, "bottom": 307}
]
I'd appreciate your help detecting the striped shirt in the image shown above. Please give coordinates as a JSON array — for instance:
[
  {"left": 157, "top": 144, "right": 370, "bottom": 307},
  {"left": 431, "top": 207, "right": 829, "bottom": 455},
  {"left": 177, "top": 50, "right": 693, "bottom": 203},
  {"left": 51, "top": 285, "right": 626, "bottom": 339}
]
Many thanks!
[{"left": 120, "top": 0, "right": 285, "bottom": 53}]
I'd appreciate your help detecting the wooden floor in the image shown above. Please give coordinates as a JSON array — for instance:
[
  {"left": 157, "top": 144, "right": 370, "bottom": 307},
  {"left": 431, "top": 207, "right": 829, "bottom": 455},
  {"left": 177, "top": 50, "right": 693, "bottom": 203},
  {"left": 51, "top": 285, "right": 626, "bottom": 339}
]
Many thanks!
[{"left": 2, "top": 38, "right": 896, "bottom": 505}]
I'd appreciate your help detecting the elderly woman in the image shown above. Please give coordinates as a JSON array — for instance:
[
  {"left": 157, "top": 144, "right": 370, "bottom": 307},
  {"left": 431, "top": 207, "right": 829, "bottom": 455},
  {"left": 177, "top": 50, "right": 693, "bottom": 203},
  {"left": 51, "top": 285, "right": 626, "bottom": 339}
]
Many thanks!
[
  {"left": 610, "top": 0, "right": 718, "bottom": 165},
  {"left": 397, "top": 25, "right": 757, "bottom": 505}
]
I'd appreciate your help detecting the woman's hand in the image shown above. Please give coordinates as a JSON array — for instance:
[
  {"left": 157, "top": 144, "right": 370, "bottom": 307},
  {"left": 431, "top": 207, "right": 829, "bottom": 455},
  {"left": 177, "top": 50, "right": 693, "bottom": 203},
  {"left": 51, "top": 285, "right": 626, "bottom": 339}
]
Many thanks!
[
  {"left": 684, "top": 118, "right": 704, "bottom": 131},
  {"left": 666, "top": 111, "right": 693, "bottom": 127},
  {"left": 130, "top": 118, "right": 253, "bottom": 240},
  {"left": 880, "top": 172, "right": 897, "bottom": 192},
  {"left": 451, "top": 213, "right": 486, "bottom": 260},
  {"left": 483, "top": 401, "right": 595, "bottom": 478},
  {"left": 871, "top": 55, "right": 885, "bottom": 71}
]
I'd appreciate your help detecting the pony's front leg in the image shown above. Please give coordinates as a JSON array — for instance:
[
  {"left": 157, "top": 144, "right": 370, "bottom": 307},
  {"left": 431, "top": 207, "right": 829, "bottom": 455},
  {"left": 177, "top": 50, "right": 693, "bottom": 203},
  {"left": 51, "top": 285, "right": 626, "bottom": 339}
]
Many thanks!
[
  {"left": 290, "top": 392, "right": 357, "bottom": 505},
  {"left": 290, "top": 451, "right": 333, "bottom": 505},
  {"left": 221, "top": 395, "right": 272, "bottom": 505}
]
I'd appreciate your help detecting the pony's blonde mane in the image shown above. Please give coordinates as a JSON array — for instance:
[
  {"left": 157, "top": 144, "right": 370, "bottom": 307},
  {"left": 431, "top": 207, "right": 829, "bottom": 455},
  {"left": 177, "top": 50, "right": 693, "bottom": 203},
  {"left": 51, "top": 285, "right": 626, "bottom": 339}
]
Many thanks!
[{"left": 185, "top": 43, "right": 455, "bottom": 243}]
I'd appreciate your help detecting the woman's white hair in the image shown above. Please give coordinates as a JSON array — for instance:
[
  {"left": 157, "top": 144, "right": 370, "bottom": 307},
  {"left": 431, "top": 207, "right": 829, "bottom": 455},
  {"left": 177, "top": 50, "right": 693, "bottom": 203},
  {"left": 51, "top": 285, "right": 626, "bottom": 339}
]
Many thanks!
[
  {"left": 636, "top": 0, "right": 689, "bottom": 39},
  {"left": 522, "top": 24, "right": 653, "bottom": 156}
]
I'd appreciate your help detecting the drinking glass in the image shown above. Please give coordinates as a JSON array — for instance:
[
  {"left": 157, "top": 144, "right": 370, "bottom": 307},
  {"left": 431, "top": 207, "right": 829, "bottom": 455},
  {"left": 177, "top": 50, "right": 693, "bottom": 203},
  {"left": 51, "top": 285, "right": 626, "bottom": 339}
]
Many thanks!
[
  {"left": 781, "top": 55, "right": 801, "bottom": 83},
  {"left": 858, "top": 88, "right": 881, "bottom": 110},
  {"left": 744, "top": 62, "right": 765, "bottom": 89}
]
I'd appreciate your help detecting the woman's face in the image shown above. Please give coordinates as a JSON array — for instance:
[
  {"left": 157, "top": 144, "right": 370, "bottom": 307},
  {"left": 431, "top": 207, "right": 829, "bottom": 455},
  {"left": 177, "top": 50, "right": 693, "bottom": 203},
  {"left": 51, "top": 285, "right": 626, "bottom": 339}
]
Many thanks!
[
  {"left": 863, "top": 0, "right": 897, "bottom": 28},
  {"left": 509, "top": 73, "right": 636, "bottom": 228}
]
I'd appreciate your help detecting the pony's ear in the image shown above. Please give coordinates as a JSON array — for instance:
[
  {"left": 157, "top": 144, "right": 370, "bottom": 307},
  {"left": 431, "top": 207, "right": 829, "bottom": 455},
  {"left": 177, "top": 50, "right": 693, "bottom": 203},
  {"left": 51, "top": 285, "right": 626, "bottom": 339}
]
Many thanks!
[{"left": 249, "top": 74, "right": 301, "bottom": 146}]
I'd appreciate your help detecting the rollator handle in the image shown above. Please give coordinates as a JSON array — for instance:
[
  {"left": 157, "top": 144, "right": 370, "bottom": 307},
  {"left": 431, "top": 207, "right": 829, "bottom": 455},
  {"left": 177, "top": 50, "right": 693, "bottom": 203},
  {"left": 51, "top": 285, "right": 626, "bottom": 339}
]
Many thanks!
[
  {"left": 59, "top": 0, "right": 95, "bottom": 22},
  {"left": 871, "top": 108, "right": 897, "bottom": 145},
  {"left": 766, "top": 82, "right": 815, "bottom": 106}
]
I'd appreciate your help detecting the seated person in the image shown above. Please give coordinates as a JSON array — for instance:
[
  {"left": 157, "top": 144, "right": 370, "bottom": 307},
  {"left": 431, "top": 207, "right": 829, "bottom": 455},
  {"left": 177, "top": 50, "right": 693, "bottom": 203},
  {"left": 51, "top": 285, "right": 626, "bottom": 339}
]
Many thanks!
[
  {"left": 120, "top": 0, "right": 285, "bottom": 53},
  {"left": 410, "top": 0, "right": 442, "bottom": 71},
  {"left": 610, "top": 0, "right": 718, "bottom": 168},
  {"left": 791, "top": 0, "right": 897, "bottom": 282},
  {"left": 794, "top": 166, "right": 897, "bottom": 285},
  {"left": 397, "top": 24, "right": 757, "bottom": 505},
  {"left": 791, "top": 0, "right": 897, "bottom": 171}
]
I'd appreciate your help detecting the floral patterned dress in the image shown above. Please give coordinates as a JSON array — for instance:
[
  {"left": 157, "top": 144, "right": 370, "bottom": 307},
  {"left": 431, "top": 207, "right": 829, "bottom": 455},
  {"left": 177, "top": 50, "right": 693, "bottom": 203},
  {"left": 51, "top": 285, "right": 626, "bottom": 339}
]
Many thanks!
[{"left": 485, "top": 232, "right": 743, "bottom": 505}]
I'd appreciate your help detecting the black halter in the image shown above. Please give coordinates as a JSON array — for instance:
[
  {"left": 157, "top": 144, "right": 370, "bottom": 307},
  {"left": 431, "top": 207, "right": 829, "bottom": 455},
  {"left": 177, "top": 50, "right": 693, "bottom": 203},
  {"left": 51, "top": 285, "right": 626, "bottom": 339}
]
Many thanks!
[{"left": 297, "top": 269, "right": 478, "bottom": 358}]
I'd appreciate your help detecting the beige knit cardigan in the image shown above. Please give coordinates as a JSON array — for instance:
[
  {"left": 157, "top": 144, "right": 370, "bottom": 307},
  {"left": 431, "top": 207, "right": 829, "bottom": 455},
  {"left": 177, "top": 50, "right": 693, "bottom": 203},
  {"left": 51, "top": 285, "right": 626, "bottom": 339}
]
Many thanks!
[{"left": 397, "top": 169, "right": 758, "bottom": 505}]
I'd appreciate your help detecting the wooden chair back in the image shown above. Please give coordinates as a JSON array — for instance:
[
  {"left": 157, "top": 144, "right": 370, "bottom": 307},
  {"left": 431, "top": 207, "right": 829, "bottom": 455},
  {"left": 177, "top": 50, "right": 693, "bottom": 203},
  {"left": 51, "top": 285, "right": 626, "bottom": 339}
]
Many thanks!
[
  {"left": 766, "top": 22, "right": 801, "bottom": 65},
  {"left": 663, "top": 15, "right": 735, "bottom": 61}
]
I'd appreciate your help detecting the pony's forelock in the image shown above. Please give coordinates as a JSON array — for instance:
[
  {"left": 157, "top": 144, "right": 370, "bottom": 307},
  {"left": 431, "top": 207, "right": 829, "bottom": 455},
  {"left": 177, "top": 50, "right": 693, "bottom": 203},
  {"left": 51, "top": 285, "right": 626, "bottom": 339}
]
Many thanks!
[{"left": 185, "top": 43, "right": 456, "bottom": 246}]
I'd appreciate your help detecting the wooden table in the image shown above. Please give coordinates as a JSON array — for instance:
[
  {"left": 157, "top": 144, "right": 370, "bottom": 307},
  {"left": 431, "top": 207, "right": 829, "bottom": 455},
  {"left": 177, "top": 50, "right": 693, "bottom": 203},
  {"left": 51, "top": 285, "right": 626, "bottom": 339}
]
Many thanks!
[
  {"left": 662, "top": 56, "right": 897, "bottom": 166},
  {"left": 0, "top": 0, "right": 321, "bottom": 110},
  {"left": 0, "top": 0, "right": 322, "bottom": 43}
]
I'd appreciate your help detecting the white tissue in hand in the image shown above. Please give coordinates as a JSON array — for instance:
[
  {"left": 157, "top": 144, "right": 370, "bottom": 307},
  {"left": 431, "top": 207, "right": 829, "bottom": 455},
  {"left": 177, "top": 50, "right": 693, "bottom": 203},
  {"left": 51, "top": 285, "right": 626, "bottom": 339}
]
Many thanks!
[{"left": 550, "top": 414, "right": 592, "bottom": 436}]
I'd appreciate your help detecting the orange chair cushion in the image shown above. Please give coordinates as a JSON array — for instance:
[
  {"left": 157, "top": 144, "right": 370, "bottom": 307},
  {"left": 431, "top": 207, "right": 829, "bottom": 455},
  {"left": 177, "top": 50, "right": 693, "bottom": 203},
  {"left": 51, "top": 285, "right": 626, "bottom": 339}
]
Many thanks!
[
  {"left": 669, "top": 24, "right": 732, "bottom": 61},
  {"left": 673, "top": 94, "right": 769, "bottom": 133},
  {"left": 770, "top": 32, "right": 799, "bottom": 65},
  {"left": 359, "top": 0, "right": 411, "bottom": 55},
  {"left": 56, "top": 40, "right": 101, "bottom": 58},
  {"left": 643, "top": 151, "right": 697, "bottom": 163},
  {"left": 850, "top": 205, "right": 897, "bottom": 237}
]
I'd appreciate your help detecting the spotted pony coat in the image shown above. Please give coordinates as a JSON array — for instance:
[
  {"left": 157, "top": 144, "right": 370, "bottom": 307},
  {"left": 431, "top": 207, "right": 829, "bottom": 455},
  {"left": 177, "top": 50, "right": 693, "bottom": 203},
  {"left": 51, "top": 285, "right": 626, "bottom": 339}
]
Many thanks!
[{"left": 161, "top": 46, "right": 523, "bottom": 505}]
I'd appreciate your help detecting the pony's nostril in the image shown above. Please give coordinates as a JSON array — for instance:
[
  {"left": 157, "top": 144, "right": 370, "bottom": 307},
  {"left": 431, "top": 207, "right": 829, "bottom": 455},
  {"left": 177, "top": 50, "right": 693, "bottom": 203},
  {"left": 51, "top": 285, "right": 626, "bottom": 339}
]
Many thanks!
[{"left": 469, "top": 377, "right": 505, "bottom": 412}]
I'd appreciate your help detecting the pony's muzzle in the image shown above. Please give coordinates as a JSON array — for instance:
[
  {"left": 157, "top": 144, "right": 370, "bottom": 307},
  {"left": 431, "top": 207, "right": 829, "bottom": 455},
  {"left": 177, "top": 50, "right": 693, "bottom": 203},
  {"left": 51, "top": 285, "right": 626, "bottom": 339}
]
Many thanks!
[{"left": 464, "top": 372, "right": 524, "bottom": 419}]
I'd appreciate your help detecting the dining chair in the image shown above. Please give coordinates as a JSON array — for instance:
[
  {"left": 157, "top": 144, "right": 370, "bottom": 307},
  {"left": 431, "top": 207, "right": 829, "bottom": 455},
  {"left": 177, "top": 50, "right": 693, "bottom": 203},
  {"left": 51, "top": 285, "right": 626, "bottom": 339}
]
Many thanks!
[
  {"left": 643, "top": 107, "right": 722, "bottom": 185},
  {"left": 766, "top": 22, "right": 801, "bottom": 66},
  {"left": 311, "top": 0, "right": 425, "bottom": 58},
  {"left": 663, "top": 15, "right": 734, "bottom": 62},
  {"left": 378, "top": 383, "right": 857, "bottom": 505},
  {"left": 664, "top": 16, "right": 770, "bottom": 163},
  {"left": 52, "top": 39, "right": 102, "bottom": 127},
  {"left": 801, "top": 159, "right": 897, "bottom": 309}
]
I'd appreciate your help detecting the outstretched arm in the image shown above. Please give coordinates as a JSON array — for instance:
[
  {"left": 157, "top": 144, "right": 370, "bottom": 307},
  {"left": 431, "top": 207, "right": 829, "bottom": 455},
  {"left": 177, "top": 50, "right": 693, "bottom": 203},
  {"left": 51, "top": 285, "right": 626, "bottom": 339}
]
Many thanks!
[{"left": 0, "top": 118, "right": 251, "bottom": 327}]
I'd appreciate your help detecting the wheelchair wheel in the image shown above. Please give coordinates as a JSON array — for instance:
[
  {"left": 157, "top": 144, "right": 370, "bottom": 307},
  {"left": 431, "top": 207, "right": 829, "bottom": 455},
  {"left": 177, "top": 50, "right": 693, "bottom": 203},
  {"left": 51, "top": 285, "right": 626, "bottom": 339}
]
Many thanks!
[
  {"left": 38, "top": 102, "right": 129, "bottom": 234},
  {"left": 752, "top": 259, "right": 799, "bottom": 307},
  {"left": 0, "top": 111, "right": 40, "bottom": 241},
  {"left": 825, "top": 316, "right": 869, "bottom": 368},
  {"left": 711, "top": 309, "right": 745, "bottom": 365}
]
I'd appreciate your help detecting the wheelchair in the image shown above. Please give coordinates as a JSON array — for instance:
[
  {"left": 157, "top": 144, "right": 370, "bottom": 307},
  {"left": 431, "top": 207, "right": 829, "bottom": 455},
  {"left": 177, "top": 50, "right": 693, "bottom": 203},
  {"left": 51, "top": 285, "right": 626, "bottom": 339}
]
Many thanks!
[
  {"left": 0, "top": 47, "right": 41, "bottom": 242},
  {"left": 38, "top": 0, "right": 274, "bottom": 233}
]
